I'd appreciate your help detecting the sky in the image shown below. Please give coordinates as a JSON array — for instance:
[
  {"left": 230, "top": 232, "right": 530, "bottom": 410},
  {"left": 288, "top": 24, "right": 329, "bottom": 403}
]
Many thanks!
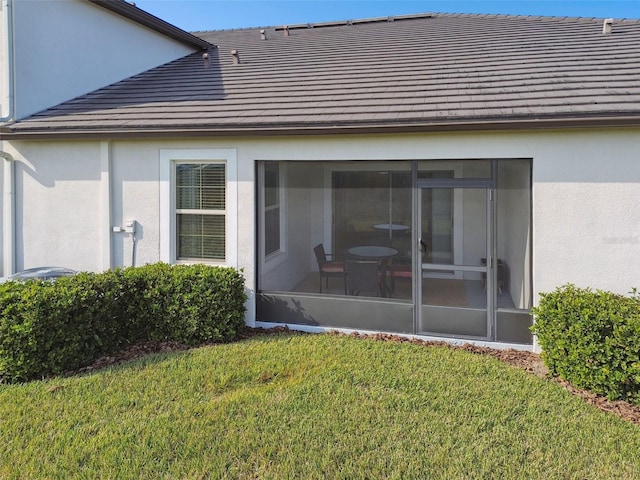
[{"left": 133, "top": 0, "right": 640, "bottom": 32}]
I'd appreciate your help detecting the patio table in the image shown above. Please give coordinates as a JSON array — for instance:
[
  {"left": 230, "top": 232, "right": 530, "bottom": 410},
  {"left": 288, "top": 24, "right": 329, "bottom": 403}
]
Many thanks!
[
  {"left": 373, "top": 223, "right": 410, "bottom": 232},
  {"left": 347, "top": 245, "right": 398, "bottom": 259}
]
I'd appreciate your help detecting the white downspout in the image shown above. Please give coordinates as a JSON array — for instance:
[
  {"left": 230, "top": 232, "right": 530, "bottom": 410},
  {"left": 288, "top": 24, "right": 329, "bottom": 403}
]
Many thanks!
[
  {"left": 1, "top": 0, "right": 15, "bottom": 122},
  {"left": 1, "top": 0, "right": 16, "bottom": 276},
  {"left": 1, "top": 150, "right": 15, "bottom": 276}
]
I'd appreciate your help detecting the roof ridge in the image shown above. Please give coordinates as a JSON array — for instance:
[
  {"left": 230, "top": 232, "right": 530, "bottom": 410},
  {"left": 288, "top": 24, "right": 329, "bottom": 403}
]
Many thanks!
[
  {"left": 444, "top": 11, "right": 640, "bottom": 23},
  {"left": 190, "top": 13, "right": 434, "bottom": 33},
  {"left": 191, "top": 11, "right": 640, "bottom": 34}
]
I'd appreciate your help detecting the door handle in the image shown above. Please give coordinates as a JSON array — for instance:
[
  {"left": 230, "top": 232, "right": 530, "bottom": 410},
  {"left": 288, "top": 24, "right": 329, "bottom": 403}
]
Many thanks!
[{"left": 419, "top": 238, "right": 427, "bottom": 254}]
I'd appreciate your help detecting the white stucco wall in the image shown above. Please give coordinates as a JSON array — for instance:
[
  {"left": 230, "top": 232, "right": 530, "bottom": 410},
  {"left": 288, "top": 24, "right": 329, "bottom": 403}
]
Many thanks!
[
  {"left": 9, "top": 0, "right": 196, "bottom": 120},
  {"left": 1, "top": 127, "right": 639, "bottom": 326},
  {"left": 10, "top": 140, "right": 102, "bottom": 272},
  {"left": 532, "top": 132, "right": 640, "bottom": 295}
]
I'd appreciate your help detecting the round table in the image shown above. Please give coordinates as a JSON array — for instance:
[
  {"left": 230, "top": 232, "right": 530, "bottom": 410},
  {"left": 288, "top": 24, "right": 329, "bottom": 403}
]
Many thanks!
[{"left": 347, "top": 245, "right": 399, "bottom": 259}]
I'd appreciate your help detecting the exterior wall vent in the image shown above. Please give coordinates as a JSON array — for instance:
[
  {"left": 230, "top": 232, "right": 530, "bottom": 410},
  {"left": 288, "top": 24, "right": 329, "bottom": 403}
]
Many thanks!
[{"left": 603, "top": 18, "right": 613, "bottom": 34}]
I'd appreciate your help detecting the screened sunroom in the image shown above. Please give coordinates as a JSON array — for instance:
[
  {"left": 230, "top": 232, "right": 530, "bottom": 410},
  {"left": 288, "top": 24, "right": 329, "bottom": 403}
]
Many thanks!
[{"left": 256, "top": 159, "right": 533, "bottom": 345}]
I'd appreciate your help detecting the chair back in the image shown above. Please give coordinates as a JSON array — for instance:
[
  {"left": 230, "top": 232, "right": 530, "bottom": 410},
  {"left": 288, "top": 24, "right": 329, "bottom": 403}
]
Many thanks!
[{"left": 313, "top": 244, "right": 327, "bottom": 264}]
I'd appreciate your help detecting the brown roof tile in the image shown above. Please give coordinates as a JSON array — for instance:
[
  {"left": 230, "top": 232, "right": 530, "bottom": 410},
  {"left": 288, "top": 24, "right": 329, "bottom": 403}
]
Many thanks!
[{"left": 5, "top": 12, "right": 640, "bottom": 136}]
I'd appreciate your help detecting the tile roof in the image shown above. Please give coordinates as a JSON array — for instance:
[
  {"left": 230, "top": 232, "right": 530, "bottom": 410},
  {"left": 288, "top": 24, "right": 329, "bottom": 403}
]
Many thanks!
[{"left": 5, "top": 12, "right": 640, "bottom": 137}]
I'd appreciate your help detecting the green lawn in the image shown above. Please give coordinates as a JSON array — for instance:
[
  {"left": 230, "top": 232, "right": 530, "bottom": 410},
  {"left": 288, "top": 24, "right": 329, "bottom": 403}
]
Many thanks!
[{"left": 1, "top": 333, "right": 639, "bottom": 479}]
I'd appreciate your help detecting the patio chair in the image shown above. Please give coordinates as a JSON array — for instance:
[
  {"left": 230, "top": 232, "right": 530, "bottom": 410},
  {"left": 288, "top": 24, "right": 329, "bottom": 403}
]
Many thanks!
[
  {"left": 314, "top": 243, "right": 347, "bottom": 294},
  {"left": 385, "top": 257, "right": 412, "bottom": 297},
  {"left": 346, "top": 258, "right": 385, "bottom": 297}
]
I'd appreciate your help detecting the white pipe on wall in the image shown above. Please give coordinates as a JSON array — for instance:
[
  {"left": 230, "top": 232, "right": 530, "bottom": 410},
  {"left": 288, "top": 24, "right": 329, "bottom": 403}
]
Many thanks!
[{"left": 1, "top": 0, "right": 15, "bottom": 122}]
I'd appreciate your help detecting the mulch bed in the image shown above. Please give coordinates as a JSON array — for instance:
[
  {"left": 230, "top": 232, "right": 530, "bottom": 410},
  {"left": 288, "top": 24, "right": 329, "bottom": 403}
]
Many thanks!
[{"left": 72, "top": 326, "right": 640, "bottom": 426}]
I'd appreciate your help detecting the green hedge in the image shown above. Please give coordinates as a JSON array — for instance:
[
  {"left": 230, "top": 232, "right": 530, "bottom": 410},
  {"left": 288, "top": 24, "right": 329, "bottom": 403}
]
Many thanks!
[
  {"left": 531, "top": 284, "right": 640, "bottom": 405},
  {"left": 0, "top": 263, "right": 247, "bottom": 383}
]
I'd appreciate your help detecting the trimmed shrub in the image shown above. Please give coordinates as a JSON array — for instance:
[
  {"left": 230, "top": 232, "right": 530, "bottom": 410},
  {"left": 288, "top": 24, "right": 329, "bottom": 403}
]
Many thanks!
[
  {"left": 121, "top": 263, "right": 247, "bottom": 344},
  {"left": 532, "top": 285, "right": 640, "bottom": 405},
  {"left": 0, "top": 263, "right": 247, "bottom": 383}
]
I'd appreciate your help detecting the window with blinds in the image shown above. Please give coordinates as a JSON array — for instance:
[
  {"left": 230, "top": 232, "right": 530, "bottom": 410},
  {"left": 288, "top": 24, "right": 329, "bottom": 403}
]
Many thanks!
[{"left": 175, "top": 162, "right": 226, "bottom": 261}]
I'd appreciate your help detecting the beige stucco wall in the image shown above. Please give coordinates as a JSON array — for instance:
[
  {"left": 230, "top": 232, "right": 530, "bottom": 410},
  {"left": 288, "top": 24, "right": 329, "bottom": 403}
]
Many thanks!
[
  {"left": 2, "top": 127, "right": 639, "bottom": 328},
  {"left": 7, "top": 140, "right": 102, "bottom": 271}
]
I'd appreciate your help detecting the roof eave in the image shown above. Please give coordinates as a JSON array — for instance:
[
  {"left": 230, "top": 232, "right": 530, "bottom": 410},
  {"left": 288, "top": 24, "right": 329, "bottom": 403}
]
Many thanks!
[
  {"left": 2, "top": 116, "right": 640, "bottom": 141},
  {"left": 87, "top": 0, "right": 213, "bottom": 50}
]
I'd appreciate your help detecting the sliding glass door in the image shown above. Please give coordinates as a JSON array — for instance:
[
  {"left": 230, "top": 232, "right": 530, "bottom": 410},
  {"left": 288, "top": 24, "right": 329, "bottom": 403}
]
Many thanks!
[
  {"left": 415, "top": 160, "right": 532, "bottom": 343},
  {"left": 417, "top": 182, "right": 492, "bottom": 339}
]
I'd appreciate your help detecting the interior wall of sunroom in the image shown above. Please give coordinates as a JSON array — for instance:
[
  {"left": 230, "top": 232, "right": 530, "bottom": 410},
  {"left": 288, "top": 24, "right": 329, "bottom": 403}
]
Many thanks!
[
  {"left": 461, "top": 162, "right": 490, "bottom": 281},
  {"left": 461, "top": 187, "right": 487, "bottom": 281},
  {"left": 259, "top": 162, "right": 325, "bottom": 291},
  {"left": 497, "top": 160, "right": 532, "bottom": 309}
]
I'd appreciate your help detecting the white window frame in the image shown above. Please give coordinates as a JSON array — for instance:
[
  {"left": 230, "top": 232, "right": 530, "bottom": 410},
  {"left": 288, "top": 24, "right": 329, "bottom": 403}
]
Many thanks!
[{"left": 160, "top": 148, "right": 238, "bottom": 267}]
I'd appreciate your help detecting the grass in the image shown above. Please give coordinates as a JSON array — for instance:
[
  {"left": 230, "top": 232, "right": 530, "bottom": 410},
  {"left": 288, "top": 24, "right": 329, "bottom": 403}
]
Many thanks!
[{"left": 1, "top": 333, "right": 640, "bottom": 479}]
